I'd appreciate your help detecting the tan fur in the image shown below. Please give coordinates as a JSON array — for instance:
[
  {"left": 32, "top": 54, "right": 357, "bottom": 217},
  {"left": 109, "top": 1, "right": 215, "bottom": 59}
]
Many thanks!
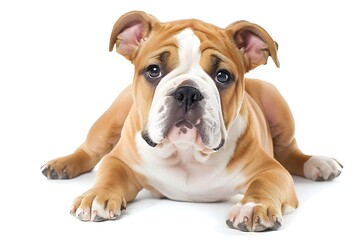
[{"left": 42, "top": 11, "right": 341, "bottom": 231}]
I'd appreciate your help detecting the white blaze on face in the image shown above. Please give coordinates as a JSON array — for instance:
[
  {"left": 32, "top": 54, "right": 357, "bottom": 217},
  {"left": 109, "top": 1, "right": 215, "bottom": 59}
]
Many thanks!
[
  {"left": 146, "top": 28, "right": 226, "bottom": 150},
  {"left": 176, "top": 28, "right": 202, "bottom": 72}
]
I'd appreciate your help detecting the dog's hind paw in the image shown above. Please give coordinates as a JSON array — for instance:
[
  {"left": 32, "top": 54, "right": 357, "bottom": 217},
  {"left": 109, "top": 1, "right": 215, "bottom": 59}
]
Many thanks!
[{"left": 304, "top": 156, "right": 343, "bottom": 181}]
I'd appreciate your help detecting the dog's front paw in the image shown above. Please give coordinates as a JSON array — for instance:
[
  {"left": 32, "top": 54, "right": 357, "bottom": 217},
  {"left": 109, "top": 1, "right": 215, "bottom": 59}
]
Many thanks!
[
  {"left": 226, "top": 202, "right": 282, "bottom": 232},
  {"left": 41, "top": 149, "right": 97, "bottom": 179},
  {"left": 70, "top": 187, "right": 127, "bottom": 222},
  {"left": 41, "top": 158, "right": 72, "bottom": 179},
  {"left": 304, "top": 156, "right": 343, "bottom": 181}
]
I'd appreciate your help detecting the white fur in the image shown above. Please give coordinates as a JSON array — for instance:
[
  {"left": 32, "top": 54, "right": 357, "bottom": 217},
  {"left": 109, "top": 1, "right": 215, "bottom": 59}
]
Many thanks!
[
  {"left": 228, "top": 202, "right": 259, "bottom": 226},
  {"left": 146, "top": 29, "right": 226, "bottom": 149},
  {"left": 282, "top": 205, "right": 295, "bottom": 215},
  {"left": 75, "top": 206, "right": 90, "bottom": 221},
  {"left": 135, "top": 115, "right": 246, "bottom": 202},
  {"left": 75, "top": 199, "right": 121, "bottom": 221},
  {"left": 303, "top": 155, "right": 342, "bottom": 181},
  {"left": 90, "top": 200, "right": 116, "bottom": 221}
]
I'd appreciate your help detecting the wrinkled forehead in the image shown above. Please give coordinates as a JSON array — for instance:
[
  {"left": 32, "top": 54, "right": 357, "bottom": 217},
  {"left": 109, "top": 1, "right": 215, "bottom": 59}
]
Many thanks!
[{"left": 135, "top": 20, "right": 238, "bottom": 72}]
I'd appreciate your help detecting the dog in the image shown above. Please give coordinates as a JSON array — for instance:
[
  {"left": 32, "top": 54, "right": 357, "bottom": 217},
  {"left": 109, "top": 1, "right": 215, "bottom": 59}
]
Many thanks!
[{"left": 41, "top": 11, "right": 343, "bottom": 232}]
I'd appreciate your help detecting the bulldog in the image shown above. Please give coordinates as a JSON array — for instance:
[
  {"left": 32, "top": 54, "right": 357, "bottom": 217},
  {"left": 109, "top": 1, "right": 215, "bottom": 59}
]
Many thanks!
[{"left": 41, "top": 11, "right": 343, "bottom": 231}]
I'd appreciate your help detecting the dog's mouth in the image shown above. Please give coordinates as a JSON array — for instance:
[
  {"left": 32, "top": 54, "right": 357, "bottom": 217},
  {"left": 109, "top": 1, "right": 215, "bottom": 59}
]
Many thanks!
[
  {"left": 165, "top": 118, "right": 224, "bottom": 151},
  {"left": 142, "top": 115, "right": 225, "bottom": 151},
  {"left": 167, "top": 119, "right": 202, "bottom": 149}
]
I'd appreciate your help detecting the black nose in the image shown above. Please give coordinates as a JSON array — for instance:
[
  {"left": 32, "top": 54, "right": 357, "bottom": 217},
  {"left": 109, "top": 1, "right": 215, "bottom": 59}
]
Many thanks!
[{"left": 173, "top": 86, "right": 203, "bottom": 112}]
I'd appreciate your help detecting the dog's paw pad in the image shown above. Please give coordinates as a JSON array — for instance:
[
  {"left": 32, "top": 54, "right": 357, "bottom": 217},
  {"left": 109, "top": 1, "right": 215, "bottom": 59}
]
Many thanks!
[{"left": 304, "top": 156, "right": 343, "bottom": 181}]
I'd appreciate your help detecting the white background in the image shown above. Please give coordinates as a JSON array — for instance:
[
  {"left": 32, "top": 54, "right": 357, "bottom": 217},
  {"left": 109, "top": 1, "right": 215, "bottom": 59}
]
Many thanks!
[{"left": 0, "top": 0, "right": 359, "bottom": 239}]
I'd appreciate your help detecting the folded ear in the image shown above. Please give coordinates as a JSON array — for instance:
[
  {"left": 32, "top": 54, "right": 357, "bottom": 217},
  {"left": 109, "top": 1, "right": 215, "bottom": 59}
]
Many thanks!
[
  {"left": 109, "top": 11, "right": 159, "bottom": 61},
  {"left": 226, "top": 21, "right": 280, "bottom": 71}
]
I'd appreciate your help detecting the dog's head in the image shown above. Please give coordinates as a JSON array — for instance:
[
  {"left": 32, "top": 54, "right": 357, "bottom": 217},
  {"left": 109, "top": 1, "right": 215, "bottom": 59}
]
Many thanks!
[{"left": 109, "top": 11, "right": 279, "bottom": 152}]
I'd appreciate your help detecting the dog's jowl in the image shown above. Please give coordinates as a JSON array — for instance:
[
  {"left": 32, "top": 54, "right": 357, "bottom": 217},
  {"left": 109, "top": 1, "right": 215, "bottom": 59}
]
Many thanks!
[{"left": 41, "top": 11, "right": 343, "bottom": 231}]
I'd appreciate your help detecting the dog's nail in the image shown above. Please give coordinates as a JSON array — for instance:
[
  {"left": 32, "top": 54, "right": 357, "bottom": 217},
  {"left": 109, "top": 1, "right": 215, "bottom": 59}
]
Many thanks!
[
  {"left": 41, "top": 166, "right": 49, "bottom": 177},
  {"left": 327, "top": 173, "right": 335, "bottom": 181},
  {"left": 50, "top": 169, "right": 59, "bottom": 179},
  {"left": 70, "top": 208, "right": 76, "bottom": 216},
  {"left": 316, "top": 175, "right": 324, "bottom": 181},
  {"left": 243, "top": 216, "right": 249, "bottom": 223},
  {"left": 237, "top": 222, "right": 248, "bottom": 232},
  {"left": 272, "top": 218, "right": 282, "bottom": 230},
  {"left": 93, "top": 215, "right": 105, "bottom": 222},
  {"left": 254, "top": 223, "right": 267, "bottom": 232},
  {"left": 333, "top": 158, "right": 344, "bottom": 168},
  {"left": 255, "top": 216, "right": 260, "bottom": 224},
  {"left": 92, "top": 210, "right": 106, "bottom": 222},
  {"left": 226, "top": 219, "right": 234, "bottom": 228}
]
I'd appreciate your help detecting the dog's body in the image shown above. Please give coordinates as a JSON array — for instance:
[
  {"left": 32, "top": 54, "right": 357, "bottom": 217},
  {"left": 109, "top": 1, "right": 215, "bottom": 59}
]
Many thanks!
[{"left": 41, "top": 11, "right": 342, "bottom": 231}]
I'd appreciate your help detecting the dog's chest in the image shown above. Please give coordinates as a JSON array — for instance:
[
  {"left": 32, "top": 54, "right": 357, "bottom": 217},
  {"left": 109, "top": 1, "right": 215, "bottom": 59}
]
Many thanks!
[{"left": 135, "top": 134, "right": 245, "bottom": 202}]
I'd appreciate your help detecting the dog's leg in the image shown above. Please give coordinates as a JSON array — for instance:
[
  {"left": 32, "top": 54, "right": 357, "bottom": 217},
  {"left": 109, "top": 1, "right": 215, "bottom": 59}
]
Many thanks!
[
  {"left": 227, "top": 157, "right": 298, "bottom": 231},
  {"left": 70, "top": 154, "right": 142, "bottom": 221},
  {"left": 41, "top": 84, "right": 133, "bottom": 179},
  {"left": 248, "top": 80, "right": 343, "bottom": 181}
]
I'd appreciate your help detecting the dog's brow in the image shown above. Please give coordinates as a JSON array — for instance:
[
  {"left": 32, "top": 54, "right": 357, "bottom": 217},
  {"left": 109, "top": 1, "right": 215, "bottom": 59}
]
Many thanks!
[
  {"left": 159, "top": 51, "right": 170, "bottom": 63},
  {"left": 147, "top": 44, "right": 177, "bottom": 60},
  {"left": 161, "top": 43, "right": 178, "bottom": 49},
  {"left": 202, "top": 46, "right": 218, "bottom": 53},
  {"left": 211, "top": 54, "right": 222, "bottom": 69},
  {"left": 202, "top": 45, "right": 226, "bottom": 64}
]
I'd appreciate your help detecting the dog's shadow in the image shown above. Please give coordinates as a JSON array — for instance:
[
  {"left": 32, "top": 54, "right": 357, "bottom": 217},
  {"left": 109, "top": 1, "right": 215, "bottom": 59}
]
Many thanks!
[
  {"left": 73, "top": 171, "right": 341, "bottom": 208},
  {"left": 292, "top": 176, "right": 331, "bottom": 202}
]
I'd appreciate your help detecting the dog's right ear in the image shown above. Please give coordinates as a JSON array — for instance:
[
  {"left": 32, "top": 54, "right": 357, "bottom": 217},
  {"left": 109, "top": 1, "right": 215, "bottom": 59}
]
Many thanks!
[
  {"left": 225, "top": 20, "right": 280, "bottom": 72},
  {"left": 109, "top": 11, "right": 159, "bottom": 61}
]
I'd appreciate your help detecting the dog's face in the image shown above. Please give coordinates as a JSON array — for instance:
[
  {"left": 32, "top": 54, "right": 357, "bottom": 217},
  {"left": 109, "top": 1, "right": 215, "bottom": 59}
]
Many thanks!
[{"left": 109, "top": 11, "right": 279, "bottom": 153}]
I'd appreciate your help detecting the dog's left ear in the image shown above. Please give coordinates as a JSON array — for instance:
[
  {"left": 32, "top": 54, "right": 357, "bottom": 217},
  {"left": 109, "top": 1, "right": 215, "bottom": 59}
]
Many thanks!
[
  {"left": 109, "top": 11, "right": 159, "bottom": 61},
  {"left": 226, "top": 21, "right": 280, "bottom": 71}
]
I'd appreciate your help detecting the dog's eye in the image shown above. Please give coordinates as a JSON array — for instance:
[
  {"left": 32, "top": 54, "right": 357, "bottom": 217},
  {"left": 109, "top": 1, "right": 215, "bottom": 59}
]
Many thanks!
[
  {"left": 146, "top": 65, "right": 162, "bottom": 79},
  {"left": 215, "top": 70, "right": 231, "bottom": 84}
]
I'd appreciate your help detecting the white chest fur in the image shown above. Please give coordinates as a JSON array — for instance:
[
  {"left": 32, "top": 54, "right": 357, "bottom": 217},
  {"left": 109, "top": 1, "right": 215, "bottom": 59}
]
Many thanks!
[{"left": 135, "top": 116, "right": 246, "bottom": 202}]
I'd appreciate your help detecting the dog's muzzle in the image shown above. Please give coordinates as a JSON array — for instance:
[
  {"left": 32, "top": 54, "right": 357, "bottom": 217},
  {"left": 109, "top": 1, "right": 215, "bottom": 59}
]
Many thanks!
[{"left": 142, "top": 84, "right": 225, "bottom": 151}]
